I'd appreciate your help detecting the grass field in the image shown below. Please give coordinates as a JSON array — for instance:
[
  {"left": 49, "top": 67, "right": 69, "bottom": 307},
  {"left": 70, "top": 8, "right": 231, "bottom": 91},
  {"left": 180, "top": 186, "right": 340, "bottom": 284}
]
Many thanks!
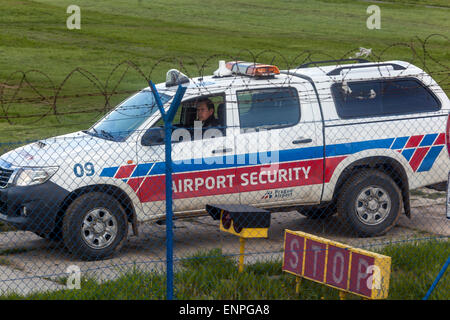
[
  {"left": 1, "top": 239, "right": 448, "bottom": 300},
  {"left": 0, "top": 0, "right": 449, "bottom": 143}
]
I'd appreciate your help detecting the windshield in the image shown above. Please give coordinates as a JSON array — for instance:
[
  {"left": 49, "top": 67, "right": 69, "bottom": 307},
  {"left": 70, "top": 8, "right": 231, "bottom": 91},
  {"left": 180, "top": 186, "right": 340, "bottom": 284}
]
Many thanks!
[{"left": 88, "top": 90, "right": 172, "bottom": 141}]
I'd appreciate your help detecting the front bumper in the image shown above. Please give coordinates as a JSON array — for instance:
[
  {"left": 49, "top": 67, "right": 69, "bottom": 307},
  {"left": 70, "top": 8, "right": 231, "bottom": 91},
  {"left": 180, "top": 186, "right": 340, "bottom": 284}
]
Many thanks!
[{"left": 0, "top": 181, "right": 70, "bottom": 235}]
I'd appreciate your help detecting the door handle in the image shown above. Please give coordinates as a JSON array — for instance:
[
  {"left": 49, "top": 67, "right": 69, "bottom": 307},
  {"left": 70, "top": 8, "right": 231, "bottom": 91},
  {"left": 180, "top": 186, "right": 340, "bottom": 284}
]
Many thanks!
[
  {"left": 292, "top": 138, "right": 312, "bottom": 144},
  {"left": 212, "top": 148, "right": 233, "bottom": 154}
]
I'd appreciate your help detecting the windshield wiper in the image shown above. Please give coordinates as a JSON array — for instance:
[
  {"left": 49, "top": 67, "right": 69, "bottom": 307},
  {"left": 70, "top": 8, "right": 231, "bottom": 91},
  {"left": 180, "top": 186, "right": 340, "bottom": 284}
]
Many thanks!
[
  {"left": 83, "top": 128, "right": 117, "bottom": 141},
  {"left": 82, "top": 128, "right": 99, "bottom": 137},
  {"left": 100, "top": 130, "right": 116, "bottom": 140}
]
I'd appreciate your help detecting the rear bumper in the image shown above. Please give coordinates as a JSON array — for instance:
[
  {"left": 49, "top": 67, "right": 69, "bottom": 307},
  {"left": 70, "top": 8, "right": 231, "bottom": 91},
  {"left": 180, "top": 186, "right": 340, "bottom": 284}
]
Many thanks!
[{"left": 0, "top": 181, "right": 70, "bottom": 235}]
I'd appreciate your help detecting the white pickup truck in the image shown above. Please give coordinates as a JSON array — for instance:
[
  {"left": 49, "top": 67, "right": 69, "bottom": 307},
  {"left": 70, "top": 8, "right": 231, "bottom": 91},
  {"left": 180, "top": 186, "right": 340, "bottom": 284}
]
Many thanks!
[{"left": 0, "top": 59, "right": 448, "bottom": 260}]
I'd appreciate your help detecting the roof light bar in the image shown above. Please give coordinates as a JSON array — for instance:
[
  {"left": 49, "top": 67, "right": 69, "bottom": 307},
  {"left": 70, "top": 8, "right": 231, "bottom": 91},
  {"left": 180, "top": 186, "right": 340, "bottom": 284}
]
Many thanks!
[{"left": 225, "top": 61, "right": 280, "bottom": 77}]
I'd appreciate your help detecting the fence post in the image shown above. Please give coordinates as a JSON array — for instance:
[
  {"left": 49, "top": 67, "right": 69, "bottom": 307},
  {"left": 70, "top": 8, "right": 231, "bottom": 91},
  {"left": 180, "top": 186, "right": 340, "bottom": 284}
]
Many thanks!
[
  {"left": 423, "top": 255, "right": 450, "bottom": 300},
  {"left": 149, "top": 81, "right": 187, "bottom": 300}
]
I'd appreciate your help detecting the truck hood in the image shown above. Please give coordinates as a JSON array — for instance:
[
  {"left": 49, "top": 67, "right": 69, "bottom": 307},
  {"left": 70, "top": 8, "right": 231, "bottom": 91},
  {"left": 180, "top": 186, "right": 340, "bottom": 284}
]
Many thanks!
[{"left": 0, "top": 131, "right": 127, "bottom": 168}]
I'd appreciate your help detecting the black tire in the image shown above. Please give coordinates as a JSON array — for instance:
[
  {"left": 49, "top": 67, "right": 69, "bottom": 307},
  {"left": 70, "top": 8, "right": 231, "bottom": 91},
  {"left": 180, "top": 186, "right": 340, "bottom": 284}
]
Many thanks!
[
  {"left": 337, "top": 169, "right": 402, "bottom": 237},
  {"left": 34, "top": 229, "right": 62, "bottom": 242},
  {"left": 298, "top": 204, "right": 336, "bottom": 219},
  {"left": 62, "top": 192, "right": 128, "bottom": 261}
]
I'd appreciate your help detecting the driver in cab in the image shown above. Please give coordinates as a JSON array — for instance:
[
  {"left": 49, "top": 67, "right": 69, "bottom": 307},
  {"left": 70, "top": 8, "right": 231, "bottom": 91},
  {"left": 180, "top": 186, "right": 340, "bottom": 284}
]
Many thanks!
[{"left": 196, "top": 98, "right": 220, "bottom": 129}]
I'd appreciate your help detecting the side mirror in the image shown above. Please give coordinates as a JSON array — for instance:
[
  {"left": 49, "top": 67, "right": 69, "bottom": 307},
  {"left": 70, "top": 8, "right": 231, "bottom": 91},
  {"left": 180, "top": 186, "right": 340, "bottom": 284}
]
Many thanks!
[
  {"left": 141, "top": 126, "right": 189, "bottom": 146},
  {"left": 141, "top": 127, "right": 165, "bottom": 146}
]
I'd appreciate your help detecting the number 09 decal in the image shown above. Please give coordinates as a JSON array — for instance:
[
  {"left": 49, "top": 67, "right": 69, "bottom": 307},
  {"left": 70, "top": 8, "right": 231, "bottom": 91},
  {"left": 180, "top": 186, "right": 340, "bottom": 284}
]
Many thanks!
[{"left": 74, "top": 162, "right": 95, "bottom": 177}]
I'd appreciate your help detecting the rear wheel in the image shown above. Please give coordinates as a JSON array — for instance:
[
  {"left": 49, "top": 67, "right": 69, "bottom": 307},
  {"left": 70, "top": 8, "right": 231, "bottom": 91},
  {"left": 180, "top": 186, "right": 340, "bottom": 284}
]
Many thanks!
[
  {"left": 337, "top": 169, "right": 402, "bottom": 237},
  {"left": 62, "top": 192, "right": 128, "bottom": 260}
]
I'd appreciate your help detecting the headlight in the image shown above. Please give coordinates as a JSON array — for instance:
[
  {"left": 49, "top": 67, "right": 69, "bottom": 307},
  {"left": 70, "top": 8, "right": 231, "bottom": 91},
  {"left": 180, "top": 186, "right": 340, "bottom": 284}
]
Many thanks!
[{"left": 14, "top": 166, "right": 59, "bottom": 186}]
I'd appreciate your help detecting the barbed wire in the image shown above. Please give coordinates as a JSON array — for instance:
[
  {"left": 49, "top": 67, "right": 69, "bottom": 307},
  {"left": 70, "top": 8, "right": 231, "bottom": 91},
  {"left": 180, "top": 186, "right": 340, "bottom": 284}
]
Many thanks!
[
  {"left": 1, "top": 76, "right": 447, "bottom": 120},
  {"left": 0, "top": 36, "right": 448, "bottom": 126}
]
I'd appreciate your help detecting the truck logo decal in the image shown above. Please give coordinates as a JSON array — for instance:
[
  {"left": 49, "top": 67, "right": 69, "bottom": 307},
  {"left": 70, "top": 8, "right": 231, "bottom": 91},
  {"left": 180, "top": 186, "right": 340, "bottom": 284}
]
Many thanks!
[
  {"left": 262, "top": 189, "right": 294, "bottom": 200},
  {"left": 390, "top": 133, "right": 445, "bottom": 172},
  {"left": 132, "top": 158, "right": 341, "bottom": 202}
]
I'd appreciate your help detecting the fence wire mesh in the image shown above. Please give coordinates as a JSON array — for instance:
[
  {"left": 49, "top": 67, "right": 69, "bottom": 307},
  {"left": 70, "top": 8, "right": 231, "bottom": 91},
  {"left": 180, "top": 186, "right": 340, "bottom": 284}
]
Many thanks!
[{"left": 0, "top": 52, "right": 449, "bottom": 300}]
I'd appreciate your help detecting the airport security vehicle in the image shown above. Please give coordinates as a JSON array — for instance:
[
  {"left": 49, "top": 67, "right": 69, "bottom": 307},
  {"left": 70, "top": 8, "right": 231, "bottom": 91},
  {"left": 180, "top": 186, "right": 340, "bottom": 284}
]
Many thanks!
[{"left": 0, "top": 59, "right": 448, "bottom": 259}]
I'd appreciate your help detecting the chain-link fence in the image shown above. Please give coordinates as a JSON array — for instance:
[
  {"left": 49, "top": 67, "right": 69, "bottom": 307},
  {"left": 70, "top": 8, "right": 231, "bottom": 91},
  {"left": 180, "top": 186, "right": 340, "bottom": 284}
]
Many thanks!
[{"left": 0, "top": 54, "right": 449, "bottom": 300}]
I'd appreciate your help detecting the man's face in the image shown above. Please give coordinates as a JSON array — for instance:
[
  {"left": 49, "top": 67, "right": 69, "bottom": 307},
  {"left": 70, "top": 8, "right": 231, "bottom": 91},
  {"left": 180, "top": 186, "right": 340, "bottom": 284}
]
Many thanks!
[{"left": 196, "top": 101, "right": 213, "bottom": 121}]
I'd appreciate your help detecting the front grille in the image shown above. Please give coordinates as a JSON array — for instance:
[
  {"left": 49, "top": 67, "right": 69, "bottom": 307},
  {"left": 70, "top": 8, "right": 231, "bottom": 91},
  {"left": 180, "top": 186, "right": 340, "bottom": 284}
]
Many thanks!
[{"left": 0, "top": 167, "right": 13, "bottom": 188}]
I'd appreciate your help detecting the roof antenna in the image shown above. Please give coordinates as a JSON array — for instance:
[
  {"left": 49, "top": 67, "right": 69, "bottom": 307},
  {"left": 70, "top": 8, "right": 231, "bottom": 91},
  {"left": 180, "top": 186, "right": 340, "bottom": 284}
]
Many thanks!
[{"left": 214, "top": 60, "right": 232, "bottom": 78}]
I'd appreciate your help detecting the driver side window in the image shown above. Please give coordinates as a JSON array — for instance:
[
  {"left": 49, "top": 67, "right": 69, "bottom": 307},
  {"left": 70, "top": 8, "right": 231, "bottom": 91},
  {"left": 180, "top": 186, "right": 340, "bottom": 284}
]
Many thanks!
[{"left": 149, "top": 93, "right": 227, "bottom": 140}]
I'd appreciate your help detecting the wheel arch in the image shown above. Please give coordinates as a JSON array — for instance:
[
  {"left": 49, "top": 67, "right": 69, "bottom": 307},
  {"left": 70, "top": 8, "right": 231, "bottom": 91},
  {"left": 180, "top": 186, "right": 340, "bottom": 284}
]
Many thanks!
[
  {"left": 332, "top": 156, "right": 411, "bottom": 217},
  {"left": 57, "top": 184, "right": 139, "bottom": 236}
]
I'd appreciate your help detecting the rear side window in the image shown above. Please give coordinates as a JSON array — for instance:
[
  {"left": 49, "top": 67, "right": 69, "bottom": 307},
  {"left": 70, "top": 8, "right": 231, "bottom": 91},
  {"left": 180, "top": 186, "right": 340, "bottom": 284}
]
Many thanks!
[
  {"left": 331, "top": 78, "right": 441, "bottom": 119},
  {"left": 237, "top": 87, "right": 300, "bottom": 130}
]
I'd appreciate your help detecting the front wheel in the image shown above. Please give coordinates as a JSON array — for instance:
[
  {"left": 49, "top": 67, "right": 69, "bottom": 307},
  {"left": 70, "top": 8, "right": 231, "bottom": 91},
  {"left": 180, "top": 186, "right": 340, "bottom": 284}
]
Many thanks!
[
  {"left": 62, "top": 192, "right": 128, "bottom": 260},
  {"left": 298, "top": 204, "right": 336, "bottom": 219},
  {"left": 337, "top": 169, "right": 402, "bottom": 237}
]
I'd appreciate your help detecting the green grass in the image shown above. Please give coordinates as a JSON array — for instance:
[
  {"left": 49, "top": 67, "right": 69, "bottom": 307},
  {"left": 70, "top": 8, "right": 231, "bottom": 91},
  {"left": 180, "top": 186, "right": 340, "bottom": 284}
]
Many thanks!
[
  {"left": 381, "top": 240, "right": 449, "bottom": 299},
  {"left": 379, "top": 0, "right": 450, "bottom": 7},
  {"left": 2, "top": 240, "right": 448, "bottom": 300},
  {"left": 0, "top": 0, "right": 449, "bottom": 143}
]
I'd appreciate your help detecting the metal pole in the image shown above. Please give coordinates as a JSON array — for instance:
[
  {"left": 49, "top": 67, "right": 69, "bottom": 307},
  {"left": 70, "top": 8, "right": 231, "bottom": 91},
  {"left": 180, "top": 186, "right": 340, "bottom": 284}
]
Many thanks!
[
  {"left": 149, "top": 81, "right": 186, "bottom": 300},
  {"left": 239, "top": 237, "right": 246, "bottom": 273},
  {"left": 423, "top": 255, "right": 450, "bottom": 300},
  {"left": 295, "top": 276, "right": 302, "bottom": 294},
  {"left": 164, "top": 120, "right": 174, "bottom": 300}
]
